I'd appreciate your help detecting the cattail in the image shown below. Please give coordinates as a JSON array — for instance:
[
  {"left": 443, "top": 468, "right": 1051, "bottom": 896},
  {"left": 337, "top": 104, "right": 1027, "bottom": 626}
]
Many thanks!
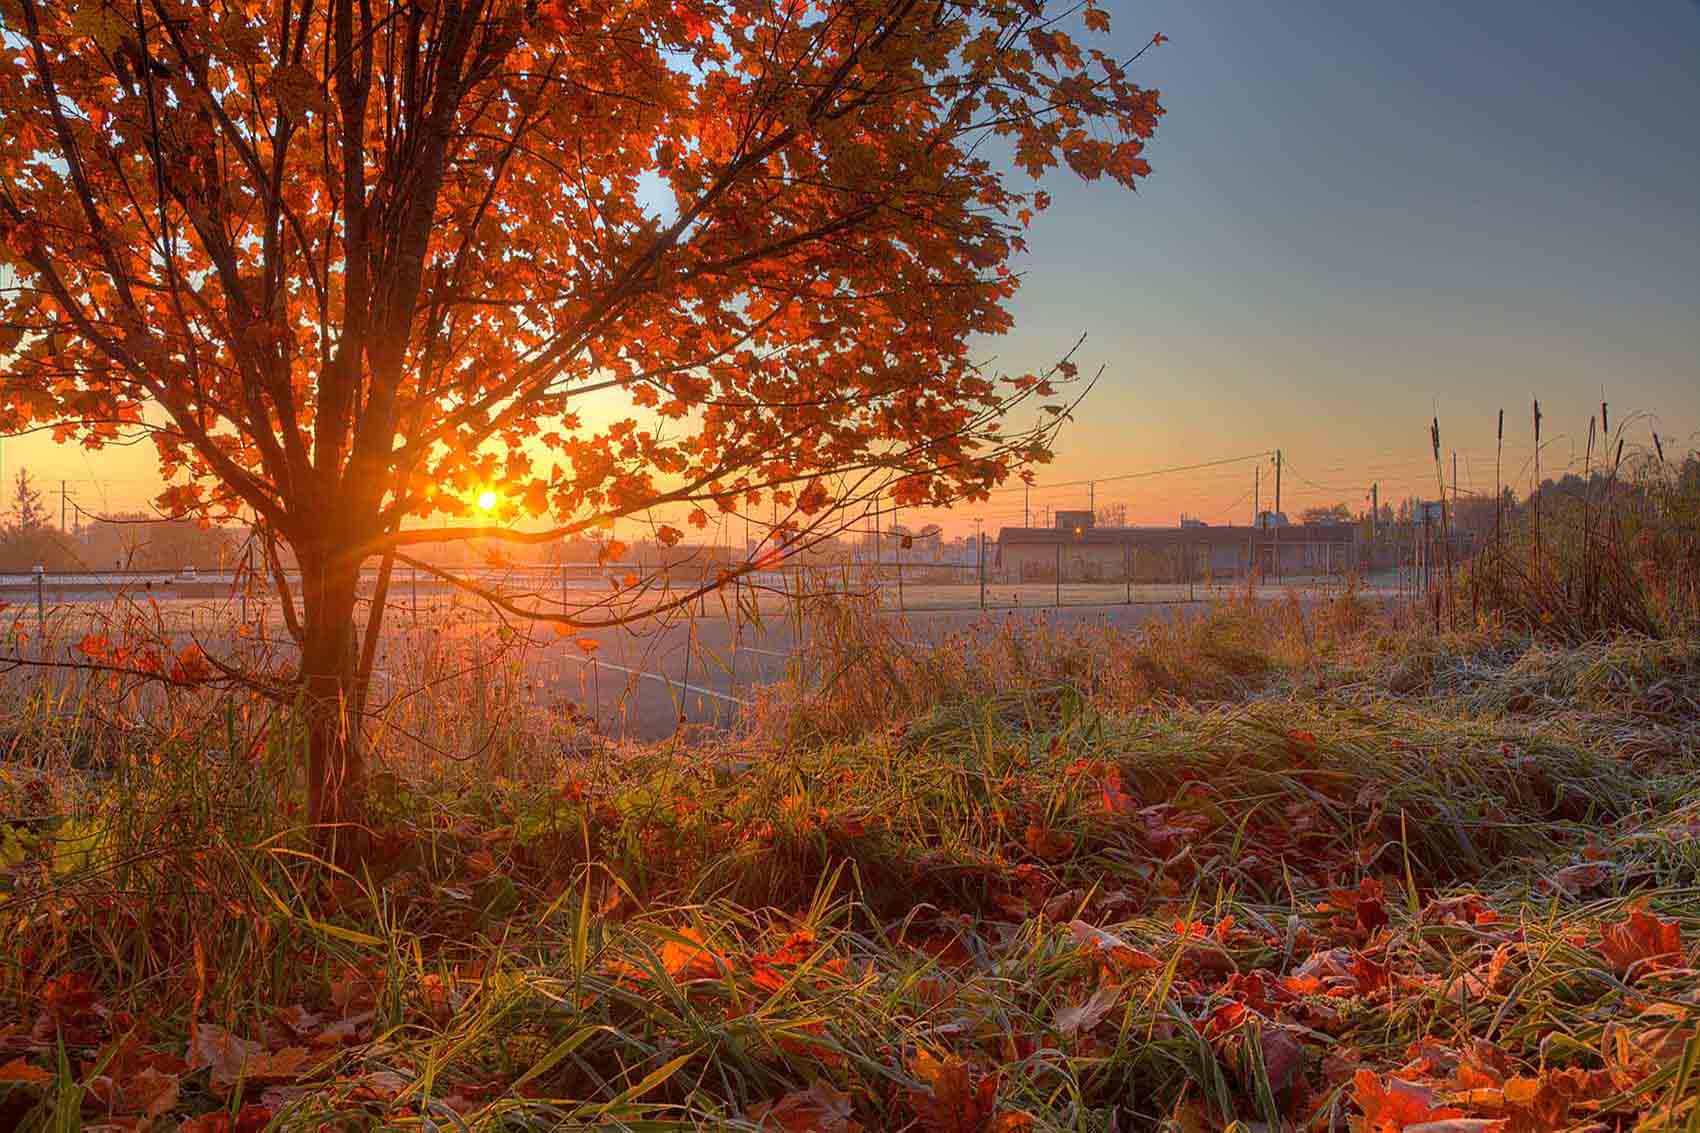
[{"left": 1532, "top": 399, "right": 1542, "bottom": 575}]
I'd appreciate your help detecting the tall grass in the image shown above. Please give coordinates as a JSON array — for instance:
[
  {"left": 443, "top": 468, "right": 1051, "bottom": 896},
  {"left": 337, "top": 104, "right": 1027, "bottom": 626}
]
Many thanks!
[{"left": 1466, "top": 437, "right": 1700, "bottom": 641}]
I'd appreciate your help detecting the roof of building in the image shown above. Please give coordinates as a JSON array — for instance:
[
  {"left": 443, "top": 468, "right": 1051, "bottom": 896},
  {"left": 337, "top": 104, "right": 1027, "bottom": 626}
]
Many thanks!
[{"left": 995, "top": 523, "right": 1359, "bottom": 547}]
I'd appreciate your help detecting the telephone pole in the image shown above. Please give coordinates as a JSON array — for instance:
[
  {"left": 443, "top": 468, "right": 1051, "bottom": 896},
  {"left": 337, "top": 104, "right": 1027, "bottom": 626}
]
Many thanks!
[
  {"left": 1272, "top": 449, "right": 1282, "bottom": 582},
  {"left": 976, "top": 518, "right": 985, "bottom": 610},
  {"left": 1023, "top": 481, "right": 1029, "bottom": 528}
]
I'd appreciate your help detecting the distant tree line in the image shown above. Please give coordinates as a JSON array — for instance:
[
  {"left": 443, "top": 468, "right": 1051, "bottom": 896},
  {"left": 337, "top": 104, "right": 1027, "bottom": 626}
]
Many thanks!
[{"left": 2, "top": 469, "right": 239, "bottom": 572}]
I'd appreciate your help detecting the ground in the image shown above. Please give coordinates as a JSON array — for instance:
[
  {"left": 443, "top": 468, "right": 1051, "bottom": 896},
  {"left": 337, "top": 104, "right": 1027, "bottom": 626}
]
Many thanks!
[{"left": 1, "top": 595, "right": 1698, "bottom": 1131}]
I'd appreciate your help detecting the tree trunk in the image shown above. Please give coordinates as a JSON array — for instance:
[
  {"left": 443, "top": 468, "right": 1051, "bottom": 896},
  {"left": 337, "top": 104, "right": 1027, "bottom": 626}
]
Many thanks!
[{"left": 298, "top": 547, "right": 368, "bottom": 864}]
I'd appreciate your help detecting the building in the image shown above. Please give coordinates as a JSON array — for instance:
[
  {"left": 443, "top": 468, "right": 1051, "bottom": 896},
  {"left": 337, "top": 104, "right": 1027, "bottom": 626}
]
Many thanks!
[{"left": 993, "top": 514, "right": 1359, "bottom": 582}]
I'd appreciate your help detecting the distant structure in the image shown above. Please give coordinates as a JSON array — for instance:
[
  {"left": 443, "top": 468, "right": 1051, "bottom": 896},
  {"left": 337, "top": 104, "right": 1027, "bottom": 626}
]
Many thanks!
[
  {"left": 992, "top": 514, "right": 1358, "bottom": 582},
  {"left": 1053, "top": 509, "right": 1095, "bottom": 535}
]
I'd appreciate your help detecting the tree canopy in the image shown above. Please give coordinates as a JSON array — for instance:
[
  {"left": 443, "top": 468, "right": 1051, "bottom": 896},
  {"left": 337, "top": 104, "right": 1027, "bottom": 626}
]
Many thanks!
[{"left": 0, "top": 0, "right": 1163, "bottom": 843}]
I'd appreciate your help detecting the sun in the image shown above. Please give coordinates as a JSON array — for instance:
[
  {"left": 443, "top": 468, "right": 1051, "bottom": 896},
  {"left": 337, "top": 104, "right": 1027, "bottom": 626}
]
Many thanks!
[{"left": 475, "top": 489, "right": 498, "bottom": 513}]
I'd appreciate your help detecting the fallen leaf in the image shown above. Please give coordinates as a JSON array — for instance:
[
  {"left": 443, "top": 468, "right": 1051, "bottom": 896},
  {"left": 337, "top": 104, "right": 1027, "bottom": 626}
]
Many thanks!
[
  {"left": 1054, "top": 981, "right": 1121, "bottom": 1037},
  {"left": 0, "top": 1057, "right": 51, "bottom": 1085},
  {"left": 178, "top": 1102, "right": 275, "bottom": 1133},
  {"left": 1067, "top": 920, "right": 1163, "bottom": 974},
  {"left": 910, "top": 1051, "right": 999, "bottom": 1133},
  {"left": 658, "top": 926, "right": 727, "bottom": 981},
  {"left": 127, "top": 1067, "right": 181, "bottom": 1119},
  {"left": 748, "top": 1080, "right": 861, "bottom": 1131},
  {"left": 1547, "top": 862, "right": 1610, "bottom": 896},
  {"left": 1598, "top": 908, "right": 1682, "bottom": 978},
  {"left": 1353, "top": 1070, "right": 1465, "bottom": 1132},
  {"left": 187, "top": 1024, "right": 311, "bottom": 1094},
  {"left": 1024, "top": 823, "right": 1074, "bottom": 862}
]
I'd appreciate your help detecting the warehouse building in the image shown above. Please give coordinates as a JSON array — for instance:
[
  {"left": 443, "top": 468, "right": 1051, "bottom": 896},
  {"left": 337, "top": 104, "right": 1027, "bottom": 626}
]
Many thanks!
[{"left": 992, "top": 514, "right": 1359, "bottom": 582}]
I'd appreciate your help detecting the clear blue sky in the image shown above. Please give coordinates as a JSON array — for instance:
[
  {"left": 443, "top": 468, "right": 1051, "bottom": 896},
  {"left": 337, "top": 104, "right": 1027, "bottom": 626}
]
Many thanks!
[
  {"left": 12, "top": 0, "right": 1700, "bottom": 529},
  {"left": 963, "top": 0, "right": 1700, "bottom": 527}
]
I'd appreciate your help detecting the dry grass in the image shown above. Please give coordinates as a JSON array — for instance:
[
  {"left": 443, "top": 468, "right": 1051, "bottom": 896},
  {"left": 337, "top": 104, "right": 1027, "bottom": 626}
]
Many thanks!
[
  {"left": 1465, "top": 448, "right": 1700, "bottom": 642},
  {"left": 2, "top": 592, "right": 1699, "bottom": 1131}
]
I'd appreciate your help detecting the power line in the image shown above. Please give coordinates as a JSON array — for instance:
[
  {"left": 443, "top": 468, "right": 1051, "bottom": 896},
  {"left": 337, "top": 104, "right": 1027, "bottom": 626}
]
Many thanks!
[{"left": 980, "top": 450, "right": 1272, "bottom": 497}]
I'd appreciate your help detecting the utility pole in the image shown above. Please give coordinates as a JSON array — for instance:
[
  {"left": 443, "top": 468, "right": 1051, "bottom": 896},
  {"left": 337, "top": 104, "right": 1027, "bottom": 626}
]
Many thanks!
[
  {"left": 1088, "top": 480, "right": 1095, "bottom": 517},
  {"left": 1272, "top": 450, "right": 1282, "bottom": 582},
  {"left": 976, "top": 519, "right": 985, "bottom": 610},
  {"left": 1023, "top": 482, "right": 1030, "bottom": 528},
  {"left": 61, "top": 479, "right": 68, "bottom": 532},
  {"left": 1251, "top": 461, "right": 1261, "bottom": 582}
]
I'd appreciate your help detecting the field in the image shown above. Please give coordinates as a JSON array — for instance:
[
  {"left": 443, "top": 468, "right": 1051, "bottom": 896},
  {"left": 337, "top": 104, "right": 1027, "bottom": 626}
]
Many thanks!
[
  {"left": 4, "top": 574, "right": 1377, "bottom": 742},
  {"left": 4, "top": 574, "right": 1700, "bottom": 1131}
]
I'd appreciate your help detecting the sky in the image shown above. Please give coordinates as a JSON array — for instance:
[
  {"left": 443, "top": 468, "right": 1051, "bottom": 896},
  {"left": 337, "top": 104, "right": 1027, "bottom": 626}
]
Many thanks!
[{"left": 7, "top": 0, "right": 1700, "bottom": 535}]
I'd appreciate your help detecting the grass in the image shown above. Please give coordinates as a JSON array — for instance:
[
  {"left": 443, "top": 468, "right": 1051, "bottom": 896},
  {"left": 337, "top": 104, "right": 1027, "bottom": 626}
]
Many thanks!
[{"left": 2, "top": 591, "right": 1700, "bottom": 1131}]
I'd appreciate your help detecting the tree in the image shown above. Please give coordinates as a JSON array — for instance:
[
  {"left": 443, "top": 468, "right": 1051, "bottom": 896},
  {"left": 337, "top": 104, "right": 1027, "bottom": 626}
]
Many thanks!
[
  {"left": 0, "top": 468, "right": 80, "bottom": 569},
  {"left": 7, "top": 469, "right": 49, "bottom": 531},
  {"left": 0, "top": 0, "right": 1163, "bottom": 855},
  {"left": 79, "top": 513, "right": 240, "bottom": 571},
  {"left": 1299, "top": 503, "right": 1351, "bottom": 525}
]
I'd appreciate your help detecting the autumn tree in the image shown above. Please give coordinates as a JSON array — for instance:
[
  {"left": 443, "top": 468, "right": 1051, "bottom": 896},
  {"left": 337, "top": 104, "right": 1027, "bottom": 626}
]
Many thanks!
[{"left": 0, "top": 0, "right": 1163, "bottom": 851}]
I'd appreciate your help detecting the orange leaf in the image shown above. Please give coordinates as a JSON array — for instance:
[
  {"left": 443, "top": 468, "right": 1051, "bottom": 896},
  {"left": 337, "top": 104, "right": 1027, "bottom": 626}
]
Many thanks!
[
  {"left": 910, "top": 1051, "right": 999, "bottom": 1133},
  {"left": 659, "top": 926, "right": 726, "bottom": 982},
  {"left": 1023, "top": 822, "right": 1074, "bottom": 862},
  {"left": 1067, "top": 920, "right": 1163, "bottom": 974},
  {"left": 1352, "top": 1070, "right": 1465, "bottom": 1132},
  {"left": 0, "top": 1057, "right": 51, "bottom": 1085},
  {"left": 1098, "top": 766, "right": 1136, "bottom": 815},
  {"left": 170, "top": 643, "right": 214, "bottom": 684},
  {"left": 1599, "top": 908, "right": 1682, "bottom": 978}
]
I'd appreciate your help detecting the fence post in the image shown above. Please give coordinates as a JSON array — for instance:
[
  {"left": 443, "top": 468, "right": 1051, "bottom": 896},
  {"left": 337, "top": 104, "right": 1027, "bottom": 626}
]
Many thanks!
[
  {"left": 977, "top": 532, "right": 986, "bottom": 611},
  {"left": 34, "top": 565, "right": 46, "bottom": 645},
  {"left": 728, "top": 579, "right": 740, "bottom": 707}
]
